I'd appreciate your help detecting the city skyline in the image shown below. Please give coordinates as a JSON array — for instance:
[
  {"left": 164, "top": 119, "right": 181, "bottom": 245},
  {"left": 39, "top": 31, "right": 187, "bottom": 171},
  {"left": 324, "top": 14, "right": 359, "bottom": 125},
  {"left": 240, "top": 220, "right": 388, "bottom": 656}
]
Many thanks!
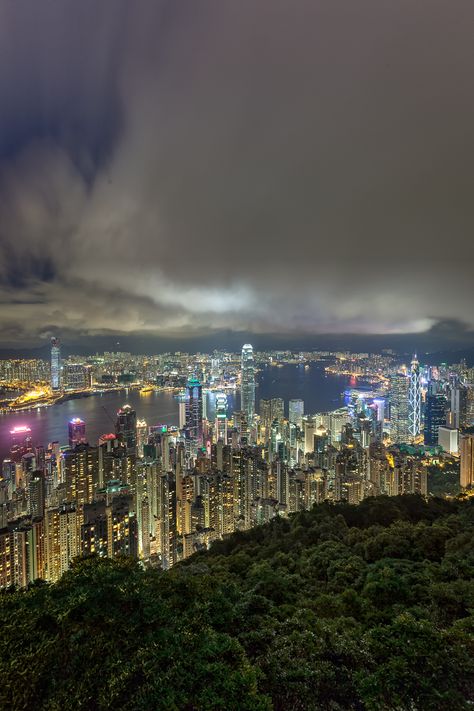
[{"left": 0, "top": 2, "right": 474, "bottom": 349}]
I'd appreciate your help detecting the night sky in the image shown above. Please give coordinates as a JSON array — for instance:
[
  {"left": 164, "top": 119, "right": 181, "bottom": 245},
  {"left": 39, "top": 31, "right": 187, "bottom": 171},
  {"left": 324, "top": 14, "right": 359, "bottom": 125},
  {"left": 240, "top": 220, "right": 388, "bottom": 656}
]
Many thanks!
[{"left": 0, "top": 1, "right": 473, "bottom": 353}]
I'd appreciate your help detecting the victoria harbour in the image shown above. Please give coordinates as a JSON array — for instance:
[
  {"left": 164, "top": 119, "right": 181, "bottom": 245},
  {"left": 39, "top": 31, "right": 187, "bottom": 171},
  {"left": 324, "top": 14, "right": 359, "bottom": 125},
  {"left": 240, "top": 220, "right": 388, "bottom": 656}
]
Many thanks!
[{"left": 0, "top": 364, "right": 352, "bottom": 462}]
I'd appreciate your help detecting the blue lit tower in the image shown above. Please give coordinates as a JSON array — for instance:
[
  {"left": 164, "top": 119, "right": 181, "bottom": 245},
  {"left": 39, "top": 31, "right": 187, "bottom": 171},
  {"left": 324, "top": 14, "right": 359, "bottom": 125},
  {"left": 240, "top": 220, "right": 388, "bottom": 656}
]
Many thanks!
[
  {"left": 185, "top": 376, "right": 203, "bottom": 452},
  {"left": 408, "top": 355, "right": 422, "bottom": 441},
  {"left": 50, "top": 337, "right": 61, "bottom": 390},
  {"left": 241, "top": 344, "right": 255, "bottom": 422}
]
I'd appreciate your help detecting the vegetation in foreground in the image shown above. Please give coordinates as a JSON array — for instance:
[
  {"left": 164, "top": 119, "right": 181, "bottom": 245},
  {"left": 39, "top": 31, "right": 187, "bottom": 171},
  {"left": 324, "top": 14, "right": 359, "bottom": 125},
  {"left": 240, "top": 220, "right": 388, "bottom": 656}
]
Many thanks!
[{"left": 1, "top": 494, "right": 474, "bottom": 710}]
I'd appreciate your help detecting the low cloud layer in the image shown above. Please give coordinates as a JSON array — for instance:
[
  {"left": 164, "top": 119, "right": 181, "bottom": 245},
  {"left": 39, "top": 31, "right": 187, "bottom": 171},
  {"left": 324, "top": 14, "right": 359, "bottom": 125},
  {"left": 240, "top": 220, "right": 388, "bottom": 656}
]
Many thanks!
[{"left": 0, "top": 1, "right": 473, "bottom": 348}]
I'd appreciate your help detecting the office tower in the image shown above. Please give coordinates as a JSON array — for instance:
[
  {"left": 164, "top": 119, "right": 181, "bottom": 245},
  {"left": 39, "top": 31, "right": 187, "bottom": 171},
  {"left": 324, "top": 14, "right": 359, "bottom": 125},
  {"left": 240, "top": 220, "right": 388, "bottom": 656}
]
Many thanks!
[
  {"left": 271, "top": 398, "right": 284, "bottom": 423},
  {"left": 136, "top": 419, "right": 148, "bottom": 458},
  {"left": 68, "top": 418, "right": 86, "bottom": 448},
  {"left": 62, "top": 443, "right": 99, "bottom": 507},
  {"left": 260, "top": 398, "right": 284, "bottom": 429},
  {"left": 259, "top": 399, "right": 272, "bottom": 430},
  {"left": 241, "top": 344, "right": 255, "bottom": 422},
  {"left": 424, "top": 383, "right": 447, "bottom": 446},
  {"left": 289, "top": 399, "right": 304, "bottom": 428},
  {"left": 390, "top": 374, "right": 410, "bottom": 443},
  {"left": 211, "top": 358, "right": 220, "bottom": 381},
  {"left": 64, "top": 363, "right": 88, "bottom": 390},
  {"left": 303, "top": 417, "right": 316, "bottom": 455},
  {"left": 177, "top": 395, "right": 187, "bottom": 430},
  {"left": 408, "top": 355, "right": 421, "bottom": 441},
  {"left": 449, "top": 384, "right": 468, "bottom": 430},
  {"left": 438, "top": 426, "right": 458, "bottom": 454},
  {"left": 50, "top": 337, "right": 61, "bottom": 390},
  {"left": 185, "top": 376, "right": 203, "bottom": 452},
  {"left": 215, "top": 392, "right": 228, "bottom": 443},
  {"left": 116, "top": 405, "right": 137, "bottom": 455},
  {"left": 460, "top": 433, "right": 474, "bottom": 488}
]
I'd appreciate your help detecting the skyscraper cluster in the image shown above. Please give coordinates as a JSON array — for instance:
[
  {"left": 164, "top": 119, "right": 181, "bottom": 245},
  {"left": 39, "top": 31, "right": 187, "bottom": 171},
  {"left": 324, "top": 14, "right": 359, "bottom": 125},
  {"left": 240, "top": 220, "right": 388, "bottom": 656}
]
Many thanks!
[{"left": 1, "top": 344, "right": 474, "bottom": 588}]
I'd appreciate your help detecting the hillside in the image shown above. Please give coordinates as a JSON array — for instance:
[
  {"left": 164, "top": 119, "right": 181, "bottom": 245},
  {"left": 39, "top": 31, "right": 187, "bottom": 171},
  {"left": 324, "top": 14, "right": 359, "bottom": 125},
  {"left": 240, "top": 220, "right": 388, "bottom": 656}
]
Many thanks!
[{"left": 1, "top": 495, "right": 474, "bottom": 710}]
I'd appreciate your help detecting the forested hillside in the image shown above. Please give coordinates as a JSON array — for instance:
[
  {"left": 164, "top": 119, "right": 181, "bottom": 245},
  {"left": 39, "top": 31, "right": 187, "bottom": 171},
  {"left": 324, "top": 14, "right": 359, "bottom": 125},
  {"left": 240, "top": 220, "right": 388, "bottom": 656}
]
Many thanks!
[{"left": 1, "top": 495, "right": 474, "bottom": 710}]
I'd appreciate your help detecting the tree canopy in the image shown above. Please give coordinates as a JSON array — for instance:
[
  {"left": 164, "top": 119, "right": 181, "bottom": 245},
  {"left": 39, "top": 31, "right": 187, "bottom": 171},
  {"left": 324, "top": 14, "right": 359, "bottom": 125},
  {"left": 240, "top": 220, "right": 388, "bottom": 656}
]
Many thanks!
[{"left": 2, "top": 494, "right": 474, "bottom": 710}]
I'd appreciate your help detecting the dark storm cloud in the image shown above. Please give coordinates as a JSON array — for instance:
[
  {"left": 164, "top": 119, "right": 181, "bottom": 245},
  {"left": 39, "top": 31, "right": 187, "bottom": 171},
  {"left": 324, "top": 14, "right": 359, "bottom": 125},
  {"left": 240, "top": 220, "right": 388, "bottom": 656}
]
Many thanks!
[{"left": 0, "top": 0, "right": 473, "bottom": 347}]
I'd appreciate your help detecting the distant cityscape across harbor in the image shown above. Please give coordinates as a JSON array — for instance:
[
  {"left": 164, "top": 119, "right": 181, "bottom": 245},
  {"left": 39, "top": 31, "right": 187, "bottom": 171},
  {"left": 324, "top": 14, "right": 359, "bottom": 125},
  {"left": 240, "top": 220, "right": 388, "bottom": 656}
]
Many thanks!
[{"left": 0, "top": 338, "right": 472, "bottom": 587}]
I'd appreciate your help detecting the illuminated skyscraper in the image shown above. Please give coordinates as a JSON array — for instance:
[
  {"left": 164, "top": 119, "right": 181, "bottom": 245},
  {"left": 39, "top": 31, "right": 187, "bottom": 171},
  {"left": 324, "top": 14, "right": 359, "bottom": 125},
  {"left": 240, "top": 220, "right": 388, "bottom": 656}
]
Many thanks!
[
  {"left": 460, "top": 432, "right": 474, "bottom": 488},
  {"left": 289, "top": 399, "right": 304, "bottom": 428},
  {"left": 136, "top": 419, "right": 148, "bottom": 457},
  {"left": 185, "top": 376, "right": 203, "bottom": 453},
  {"left": 241, "top": 344, "right": 255, "bottom": 422},
  {"left": 68, "top": 418, "right": 86, "bottom": 448},
  {"left": 215, "top": 392, "right": 228, "bottom": 443},
  {"left": 424, "top": 383, "right": 447, "bottom": 446},
  {"left": 116, "top": 405, "right": 137, "bottom": 455},
  {"left": 408, "top": 355, "right": 421, "bottom": 441},
  {"left": 50, "top": 337, "right": 61, "bottom": 391},
  {"left": 390, "top": 374, "right": 410, "bottom": 443}
]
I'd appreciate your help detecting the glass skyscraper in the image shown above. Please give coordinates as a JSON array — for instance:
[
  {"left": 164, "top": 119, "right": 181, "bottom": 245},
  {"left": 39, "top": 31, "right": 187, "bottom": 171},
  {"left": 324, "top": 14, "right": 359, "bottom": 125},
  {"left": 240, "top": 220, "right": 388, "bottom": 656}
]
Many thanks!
[
  {"left": 390, "top": 373, "right": 410, "bottom": 443},
  {"left": 408, "top": 355, "right": 421, "bottom": 441},
  {"left": 50, "top": 337, "right": 61, "bottom": 391},
  {"left": 185, "top": 376, "right": 203, "bottom": 452},
  {"left": 289, "top": 399, "right": 304, "bottom": 428},
  {"left": 241, "top": 344, "right": 255, "bottom": 422},
  {"left": 115, "top": 405, "right": 138, "bottom": 456}
]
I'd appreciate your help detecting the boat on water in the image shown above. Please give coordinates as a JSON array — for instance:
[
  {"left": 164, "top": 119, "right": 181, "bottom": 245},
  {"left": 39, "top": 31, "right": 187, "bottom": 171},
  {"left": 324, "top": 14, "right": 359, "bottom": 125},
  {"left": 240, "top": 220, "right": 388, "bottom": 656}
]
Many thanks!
[{"left": 139, "top": 386, "right": 154, "bottom": 394}]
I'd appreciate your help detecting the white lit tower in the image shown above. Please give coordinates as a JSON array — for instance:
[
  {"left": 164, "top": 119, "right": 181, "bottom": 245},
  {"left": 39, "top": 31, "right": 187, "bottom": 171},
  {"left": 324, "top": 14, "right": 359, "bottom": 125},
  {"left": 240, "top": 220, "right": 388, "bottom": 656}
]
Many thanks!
[
  {"left": 241, "top": 344, "right": 255, "bottom": 422},
  {"left": 408, "top": 355, "right": 422, "bottom": 441},
  {"left": 51, "top": 337, "right": 61, "bottom": 391},
  {"left": 215, "top": 393, "right": 228, "bottom": 443},
  {"left": 390, "top": 374, "right": 410, "bottom": 444}
]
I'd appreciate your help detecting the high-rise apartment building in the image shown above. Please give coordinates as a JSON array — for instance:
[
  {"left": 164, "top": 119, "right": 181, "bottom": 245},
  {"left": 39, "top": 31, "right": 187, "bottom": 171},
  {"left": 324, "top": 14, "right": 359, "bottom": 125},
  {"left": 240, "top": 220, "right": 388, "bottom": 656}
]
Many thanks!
[{"left": 460, "top": 432, "right": 474, "bottom": 488}]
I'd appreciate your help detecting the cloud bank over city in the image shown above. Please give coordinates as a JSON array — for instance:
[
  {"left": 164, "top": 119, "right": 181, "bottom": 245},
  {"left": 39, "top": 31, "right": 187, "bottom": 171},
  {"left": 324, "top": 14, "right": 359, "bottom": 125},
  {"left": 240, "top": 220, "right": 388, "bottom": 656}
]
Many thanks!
[{"left": 0, "top": 0, "right": 473, "bottom": 349}]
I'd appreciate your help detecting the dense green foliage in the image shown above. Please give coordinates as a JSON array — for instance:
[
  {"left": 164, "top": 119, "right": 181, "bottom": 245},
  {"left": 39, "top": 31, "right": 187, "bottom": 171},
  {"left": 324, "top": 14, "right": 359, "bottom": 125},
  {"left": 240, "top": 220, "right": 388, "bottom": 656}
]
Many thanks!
[
  {"left": 427, "top": 462, "right": 461, "bottom": 497},
  {"left": 2, "top": 495, "right": 474, "bottom": 710}
]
